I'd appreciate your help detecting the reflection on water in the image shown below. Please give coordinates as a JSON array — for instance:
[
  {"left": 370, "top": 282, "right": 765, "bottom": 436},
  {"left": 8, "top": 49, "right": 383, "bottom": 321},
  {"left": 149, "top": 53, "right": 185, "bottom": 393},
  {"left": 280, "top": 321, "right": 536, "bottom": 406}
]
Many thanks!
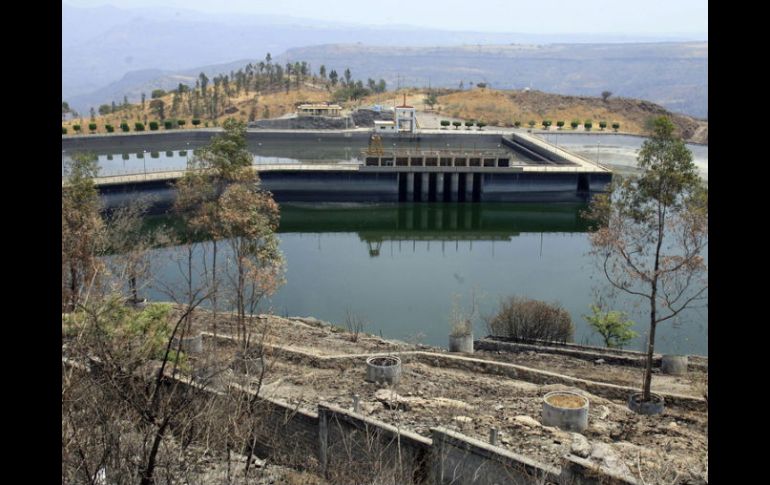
[{"left": 142, "top": 203, "right": 707, "bottom": 355}]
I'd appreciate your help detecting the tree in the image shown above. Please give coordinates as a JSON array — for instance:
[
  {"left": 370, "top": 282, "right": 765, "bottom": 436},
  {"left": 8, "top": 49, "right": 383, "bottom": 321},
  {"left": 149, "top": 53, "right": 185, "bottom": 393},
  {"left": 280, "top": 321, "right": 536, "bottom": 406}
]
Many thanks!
[
  {"left": 319, "top": 64, "right": 326, "bottom": 79},
  {"left": 571, "top": 120, "right": 579, "bottom": 129},
  {"left": 528, "top": 120, "right": 536, "bottom": 128},
  {"left": 90, "top": 107, "right": 96, "bottom": 121},
  {"left": 556, "top": 120, "right": 565, "bottom": 130},
  {"left": 329, "top": 70, "right": 338, "bottom": 87},
  {"left": 62, "top": 101, "right": 70, "bottom": 121},
  {"left": 98, "top": 104, "right": 111, "bottom": 116},
  {"left": 149, "top": 121, "right": 159, "bottom": 131},
  {"left": 150, "top": 99, "right": 165, "bottom": 120},
  {"left": 612, "top": 122, "right": 620, "bottom": 132},
  {"left": 343, "top": 68, "right": 352, "bottom": 86},
  {"left": 440, "top": 120, "right": 450, "bottom": 129},
  {"left": 452, "top": 121, "right": 461, "bottom": 129},
  {"left": 514, "top": 120, "right": 521, "bottom": 128},
  {"left": 120, "top": 122, "right": 130, "bottom": 132},
  {"left": 599, "top": 120, "right": 608, "bottom": 131},
  {"left": 585, "top": 116, "right": 707, "bottom": 404},
  {"left": 105, "top": 124, "right": 114, "bottom": 133},
  {"left": 62, "top": 153, "right": 104, "bottom": 311},
  {"left": 476, "top": 121, "right": 486, "bottom": 130},
  {"left": 464, "top": 120, "right": 474, "bottom": 130},
  {"left": 177, "top": 119, "right": 186, "bottom": 127},
  {"left": 541, "top": 120, "right": 551, "bottom": 130},
  {"left": 88, "top": 123, "right": 97, "bottom": 133},
  {"left": 584, "top": 120, "right": 593, "bottom": 131},
  {"left": 141, "top": 92, "right": 146, "bottom": 109},
  {"left": 425, "top": 92, "right": 438, "bottom": 110},
  {"left": 135, "top": 122, "right": 145, "bottom": 131},
  {"left": 73, "top": 124, "right": 81, "bottom": 133},
  {"left": 192, "top": 119, "right": 201, "bottom": 127},
  {"left": 584, "top": 305, "right": 638, "bottom": 348},
  {"left": 601, "top": 90, "right": 613, "bottom": 101}
]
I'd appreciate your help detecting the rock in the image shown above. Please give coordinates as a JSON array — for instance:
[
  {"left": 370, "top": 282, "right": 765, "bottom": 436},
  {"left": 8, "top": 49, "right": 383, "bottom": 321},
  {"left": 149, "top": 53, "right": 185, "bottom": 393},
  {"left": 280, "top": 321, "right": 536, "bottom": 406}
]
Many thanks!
[
  {"left": 667, "top": 421, "right": 679, "bottom": 429},
  {"left": 589, "top": 443, "right": 634, "bottom": 478},
  {"left": 454, "top": 416, "right": 473, "bottom": 424},
  {"left": 570, "top": 433, "right": 592, "bottom": 458},
  {"left": 594, "top": 358, "right": 606, "bottom": 365},
  {"left": 596, "top": 405, "right": 610, "bottom": 420},
  {"left": 514, "top": 415, "right": 541, "bottom": 428},
  {"left": 374, "top": 389, "right": 411, "bottom": 411},
  {"left": 494, "top": 404, "right": 505, "bottom": 411}
]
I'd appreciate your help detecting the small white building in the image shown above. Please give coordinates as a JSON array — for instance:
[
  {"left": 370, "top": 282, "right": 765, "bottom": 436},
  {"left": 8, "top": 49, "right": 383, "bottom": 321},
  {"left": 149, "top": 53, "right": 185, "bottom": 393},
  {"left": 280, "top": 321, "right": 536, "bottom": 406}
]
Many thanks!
[
  {"left": 374, "top": 120, "right": 397, "bottom": 133},
  {"left": 395, "top": 104, "right": 416, "bottom": 133}
]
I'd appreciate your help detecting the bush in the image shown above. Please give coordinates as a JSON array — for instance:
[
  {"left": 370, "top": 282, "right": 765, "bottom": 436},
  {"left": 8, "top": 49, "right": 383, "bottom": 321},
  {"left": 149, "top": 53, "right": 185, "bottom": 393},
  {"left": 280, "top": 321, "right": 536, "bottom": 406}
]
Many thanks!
[
  {"left": 120, "top": 123, "right": 130, "bottom": 132},
  {"left": 149, "top": 121, "right": 159, "bottom": 131},
  {"left": 134, "top": 122, "right": 145, "bottom": 131},
  {"left": 150, "top": 151, "right": 159, "bottom": 158},
  {"left": 486, "top": 296, "right": 574, "bottom": 343},
  {"left": 452, "top": 121, "right": 462, "bottom": 129},
  {"left": 192, "top": 119, "right": 201, "bottom": 126},
  {"left": 73, "top": 124, "right": 81, "bottom": 132},
  {"left": 105, "top": 124, "right": 114, "bottom": 133},
  {"left": 599, "top": 121, "right": 607, "bottom": 130},
  {"left": 584, "top": 120, "right": 593, "bottom": 131},
  {"left": 151, "top": 89, "right": 166, "bottom": 99},
  {"left": 177, "top": 119, "right": 186, "bottom": 127},
  {"left": 612, "top": 122, "right": 620, "bottom": 132},
  {"left": 570, "top": 120, "right": 579, "bottom": 129},
  {"left": 88, "top": 123, "right": 97, "bottom": 132},
  {"left": 164, "top": 120, "right": 173, "bottom": 129},
  {"left": 477, "top": 121, "right": 486, "bottom": 130},
  {"left": 514, "top": 120, "right": 521, "bottom": 128},
  {"left": 541, "top": 120, "right": 552, "bottom": 129},
  {"left": 584, "top": 305, "right": 637, "bottom": 349},
  {"left": 440, "top": 120, "right": 450, "bottom": 128},
  {"left": 464, "top": 120, "right": 474, "bottom": 129},
  {"left": 528, "top": 120, "right": 536, "bottom": 128},
  {"left": 62, "top": 127, "right": 67, "bottom": 135},
  {"left": 556, "top": 120, "right": 565, "bottom": 129}
]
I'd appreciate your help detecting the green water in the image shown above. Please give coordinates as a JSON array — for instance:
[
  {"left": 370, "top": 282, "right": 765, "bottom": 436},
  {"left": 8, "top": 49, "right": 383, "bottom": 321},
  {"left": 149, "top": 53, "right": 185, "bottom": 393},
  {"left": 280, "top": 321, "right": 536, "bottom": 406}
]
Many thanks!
[{"left": 144, "top": 203, "right": 707, "bottom": 355}]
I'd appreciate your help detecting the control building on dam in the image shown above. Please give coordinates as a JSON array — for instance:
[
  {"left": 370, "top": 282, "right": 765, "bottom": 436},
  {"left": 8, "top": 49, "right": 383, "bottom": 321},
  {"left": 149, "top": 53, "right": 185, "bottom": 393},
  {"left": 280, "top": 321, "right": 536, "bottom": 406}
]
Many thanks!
[{"left": 69, "top": 130, "right": 612, "bottom": 207}]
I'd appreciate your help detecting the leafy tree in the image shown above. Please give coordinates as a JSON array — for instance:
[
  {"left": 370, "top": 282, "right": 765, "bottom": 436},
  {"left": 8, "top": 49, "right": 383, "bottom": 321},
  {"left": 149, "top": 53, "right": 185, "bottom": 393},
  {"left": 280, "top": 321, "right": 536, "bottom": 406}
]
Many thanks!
[
  {"left": 329, "top": 69, "right": 338, "bottom": 87},
  {"left": 612, "top": 122, "right": 620, "bottom": 132},
  {"left": 88, "top": 123, "right": 97, "bottom": 133},
  {"left": 376, "top": 79, "right": 387, "bottom": 93},
  {"left": 514, "top": 120, "right": 521, "bottom": 128},
  {"left": 571, "top": 120, "right": 579, "bottom": 129},
  {"left": 62, "top": 127, "right": 67, "bottom": 135},
  {"left": 177, "top": 119, "right": 186, "bottom": 127},
  {"left": 134, "top": 122, "right": 145, "bottom": 131},
  {"left": 73, "top": 124, "right": 81, "bottom": 133},
  {"left": 528, "top": 120, "right": 536, "bottom": 128},
  {"left": 105, "top": 124, "right": 114, "bottom": 133},
  {"left": 192, "top": 119, "right": 201, "bottom": 127},
  {"left": 556, "top": 120, "right": 565, "bottom": 129},
  {"left": 601, "top": 90, "right": 613, "bottom": 101},
  {"left": 98, "top": 104, "right": 111, "bottom": 116},
  {"left": 343, "top": 68, "right": 352, "bottom": 86},
  {"left": 150, "top": 99, "right": 165, "bottom": 120},
  {"left": 440, "top": 120, "right": 450, "bottom": 129},
  {"left": 149, "top": 121, "right": 159, "bottom": 131},
  {"left": 452, "top": 121, "right": 462, "bottom": 129},
  {"left": 599, "top": 120, "right": 608, "bottom": 130},
  {"left": 585, "top": 116, "right": 707, "bottom": 404},
  {"left": 90, "top": 107, "right": 96, "bottom": 121},
  {"left": 584, "top": 120, "right": 593, "bottom": 131},
  {"left": 199, "top": 72, "right": 209, "bottom": 97},
  {"left": 62, "top": 101, "right": 70, "bottom": 121},
  {"left": 425, "top": 92, "right": 438, "bottom": 110},
  {"left": 164, "top": 120, "right": 173, "bottom": 129},
  {"left": 141, "top": 92, "right": 146, "bottom": 109},
  {"left": 476, "top": 121, "right": 486, "bottom": 130},
  {"left": 465, "top": 120, "right": 475, "bottom": 129},
  {"left": 542, "top": 120, "right": 552, "bottom": 130},
  {"left": 120, "top": 122, "right": 130, "bottom": 132},
  {"left": 584, "top": 305, "right": 638, "bottom": 348},
  {"left": 319, "top": 64, "right": 326, "bottom": 79}
]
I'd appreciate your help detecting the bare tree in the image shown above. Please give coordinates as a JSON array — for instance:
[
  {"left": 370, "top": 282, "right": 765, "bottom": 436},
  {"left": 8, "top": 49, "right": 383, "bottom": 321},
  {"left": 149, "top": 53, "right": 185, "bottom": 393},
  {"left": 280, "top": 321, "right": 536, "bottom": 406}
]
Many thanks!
[{"left": 585, "top": 116, "right": 707, "bottom": 404}]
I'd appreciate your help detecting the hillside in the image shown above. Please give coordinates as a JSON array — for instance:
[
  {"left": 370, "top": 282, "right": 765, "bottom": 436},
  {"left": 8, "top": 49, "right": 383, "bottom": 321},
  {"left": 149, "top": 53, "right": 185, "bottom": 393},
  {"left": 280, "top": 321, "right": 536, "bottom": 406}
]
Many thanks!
[{"left": 62, "top": 85, "right": 707, "bottom": 144}]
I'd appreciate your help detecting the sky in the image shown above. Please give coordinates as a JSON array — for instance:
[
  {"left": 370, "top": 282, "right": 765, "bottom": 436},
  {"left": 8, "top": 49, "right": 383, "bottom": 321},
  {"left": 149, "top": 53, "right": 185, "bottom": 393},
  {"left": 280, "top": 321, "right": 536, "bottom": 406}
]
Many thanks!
[{"left": 63, "top": 0, "right": 708, "bottom": 36}]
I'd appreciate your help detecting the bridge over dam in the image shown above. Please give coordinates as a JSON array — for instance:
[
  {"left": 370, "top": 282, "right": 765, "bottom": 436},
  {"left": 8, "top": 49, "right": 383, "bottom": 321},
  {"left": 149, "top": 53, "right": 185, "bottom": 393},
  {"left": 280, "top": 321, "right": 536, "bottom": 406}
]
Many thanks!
[{"left": 62, "top": 130, "right": 612, "bottom": 208}]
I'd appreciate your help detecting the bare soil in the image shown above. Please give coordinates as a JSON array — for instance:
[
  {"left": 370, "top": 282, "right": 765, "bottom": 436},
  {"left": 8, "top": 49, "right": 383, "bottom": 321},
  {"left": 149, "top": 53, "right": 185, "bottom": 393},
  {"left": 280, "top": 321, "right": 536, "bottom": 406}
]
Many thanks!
[{"left": 180, "top": 310, "right": 708, "bottom": 484}]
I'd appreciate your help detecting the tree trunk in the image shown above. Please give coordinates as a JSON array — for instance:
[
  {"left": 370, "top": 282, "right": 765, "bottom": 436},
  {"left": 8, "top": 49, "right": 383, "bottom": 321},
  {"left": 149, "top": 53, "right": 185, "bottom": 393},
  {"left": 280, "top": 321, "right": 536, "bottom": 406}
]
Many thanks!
[
  {"left": 140, "top": 421, "right": 169, "bottom": 485},
  {"left": 643, "top": 320, "right": 656, "bottom": 401}
]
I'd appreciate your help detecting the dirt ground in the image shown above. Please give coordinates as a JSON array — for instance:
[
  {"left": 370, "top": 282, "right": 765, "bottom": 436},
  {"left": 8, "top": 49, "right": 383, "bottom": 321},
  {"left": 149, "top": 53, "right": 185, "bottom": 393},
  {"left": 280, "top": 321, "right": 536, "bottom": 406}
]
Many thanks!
[{"left": 182, "top": 310, "right": 708, "bottom": 484}]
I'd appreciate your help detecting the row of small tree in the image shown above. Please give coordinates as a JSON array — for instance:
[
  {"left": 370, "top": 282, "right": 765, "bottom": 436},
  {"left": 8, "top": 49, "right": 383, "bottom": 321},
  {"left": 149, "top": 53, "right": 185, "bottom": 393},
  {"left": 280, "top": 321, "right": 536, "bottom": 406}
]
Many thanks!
[
  {"left": 63, "top": 119, "right": 202, "bottom": 135},
  {"left": 439, "top": 120, "right": 487, "bottom": 130}
]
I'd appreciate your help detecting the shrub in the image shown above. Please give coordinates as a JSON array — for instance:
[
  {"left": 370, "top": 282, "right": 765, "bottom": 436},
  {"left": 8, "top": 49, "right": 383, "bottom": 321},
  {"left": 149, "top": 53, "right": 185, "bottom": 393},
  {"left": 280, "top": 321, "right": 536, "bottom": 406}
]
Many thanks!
[
  {"left": 477, "top": 121, "right": 486, "bottom": 130},
  {"left": 541, "top": 120, "right": 552, "bottom": 129},
  {"left": 612, "top": 122, "right": 620, "bottom": 132},
  {"left": 164, "top": 120, "right": 173, "bottom": 129},
  {"left": 584, "top": 305, "right": 637, "bottom": 349},
  {"left": 105, "top": 124, "right": 114, "bottom": 133},
  {"left": 150, "top": 151, "right": 159, "bottom": 158},
  {"left": 134, "top": 122, "right": 145, "bottom": 131},
  {"left": 452, "top": 121, "right": 462, "bottom": 129},
  {"left": 73, "top": 124, "right": 81, "bottom": 132},
  {"left": 528, "top": 120, "right": 536, "bottom": 128},
  {"left": 514, "top": 120, "right": 521, "bottom": 128},
  {"left": 599, "top": 121, "right": 607, "bottom": 130},
  {"left": 151, "top": 89, "right": 166, "bottom": 99},
  {"left": 88, "top": 123, "right": 97, "bottom": 132},
  {"left": 584, "top": 120, "right": 593, "bottom": 131},
  {"left": 178, "top": 119, "right": 186, "bottom": 127},
  {"left": 120, "top": 122, "right": 130, "bottom": 132},
  {"left": 149, "top": 121, "right": 159, "bottom": 131},
  {"left": 62, "top": 127, "right": 67, "bottom": 135},
  {"left": 464, "top": 120, "right": 474, "bottom": 129},
  {"left": 556, "top": 120, "right": 565, "bottom": 129},
  {"left": 486, "top": 296, "right": 574, "bottom": 343},
  {"left": 440, "top": 120, "right": 450, "bottom": 128},
  {"left": 570, "top": 120, "right": 579, "bottom": 129},
  {"left": 192, "top": 119, "right": 201, "bottom": 126},
  {"left": 165, "top": 150, "right": 173, "bottom": 157}
]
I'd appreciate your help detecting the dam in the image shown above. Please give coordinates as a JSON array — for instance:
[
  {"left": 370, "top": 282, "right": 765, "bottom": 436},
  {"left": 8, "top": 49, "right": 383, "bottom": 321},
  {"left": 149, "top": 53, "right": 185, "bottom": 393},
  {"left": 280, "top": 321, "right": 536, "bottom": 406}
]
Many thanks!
[{"left": 62, "top": 130, "right": 612, "bottom": 208}]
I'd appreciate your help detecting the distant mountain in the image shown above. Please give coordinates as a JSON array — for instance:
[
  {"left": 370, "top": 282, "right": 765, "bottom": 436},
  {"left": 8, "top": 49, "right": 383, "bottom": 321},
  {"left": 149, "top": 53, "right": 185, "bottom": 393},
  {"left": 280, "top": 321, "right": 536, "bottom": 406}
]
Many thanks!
[{"left": 62, "top": 3, "right": 706, "bottom": 105}]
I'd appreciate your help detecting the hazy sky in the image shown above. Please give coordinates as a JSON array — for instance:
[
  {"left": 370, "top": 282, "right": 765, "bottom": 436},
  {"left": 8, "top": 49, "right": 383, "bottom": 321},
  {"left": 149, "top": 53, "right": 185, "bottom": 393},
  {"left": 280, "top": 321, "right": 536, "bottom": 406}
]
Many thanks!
[{"left": 64, "top": 0, "right": 708, "bottom": 35}]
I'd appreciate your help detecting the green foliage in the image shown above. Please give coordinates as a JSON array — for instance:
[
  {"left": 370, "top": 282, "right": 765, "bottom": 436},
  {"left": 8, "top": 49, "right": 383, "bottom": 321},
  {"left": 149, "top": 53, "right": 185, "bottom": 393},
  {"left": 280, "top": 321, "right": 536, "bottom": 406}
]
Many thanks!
[
  {"left": 584, "top": 120, "right": 593, "bottom": 130},
  {"left": 556, "top": 120, "right": 565, "bottom": 128},
  {"left": 120, "top": 122, "right": 130, "bottom": 132},
  {"left": 105, "top": 124, "right": 114, "bottom": 133},
  {"left": 178, "top": 119, "right": 186, "bottom": 127},
  {"left": 73, "top": 124, "right": 81, "bottom": 132},
  {"left": 149, "top": 121, "right": 159, "bottom": 131},
  {"left": 528, "top": 120, "right": 536, "bottom": 128},
  {"left": 476, "top": 121, "right": 486, "bottom": 129},
  {"left": 62, "top": 127, "right": 67, "bottom": 135},
  {"left": 150, "top": 151, "right": 159, "bottom": 158},
  {"left": 88, "top": 123, "right": 97, "bottom": 132},
  {"left": 612, "top": 122, "right": 620, "bottom": 132},
  {"left": 164, "top": 120, "right": 173, "bottom": 129},
  {"left": 570, "top": 120, "right": 579, "bottom": 129},
  {"left": 192, "top": 119, "right": 201, "bottom": 126},
  {"left": 464, "top": 120, "right": 475, "bottom": 128},
  {"left": 514, "top": 120, "right": 521, "bottom": 128},
  {"left": 440, "top": 120, "right": 450, "bottom": 127},
  {"left": 584, "top": 305, "right": 637, "bottom": 348},
  {"left": 599, "top": 121, "right": 608, "bottom": 130},
  {"left": 134, "top": 122, "right": 145, "bottom": 131},
  {"left": 542, "top": 120, "right": 552, "bottom": 129},
  {"left": 151, "top": 89, "right": 166, "bottom": 99},
  {"left": 452, "top": 121, "right": 462, "bottom": 129}
]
